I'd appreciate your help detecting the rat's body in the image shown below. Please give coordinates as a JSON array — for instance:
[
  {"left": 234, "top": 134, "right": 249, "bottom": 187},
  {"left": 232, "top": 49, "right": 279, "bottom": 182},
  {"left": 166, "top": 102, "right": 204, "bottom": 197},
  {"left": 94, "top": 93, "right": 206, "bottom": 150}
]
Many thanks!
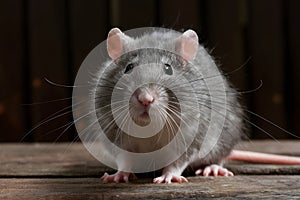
[{"left": 94, "top": 28, "right": 300, "bottom": 183}]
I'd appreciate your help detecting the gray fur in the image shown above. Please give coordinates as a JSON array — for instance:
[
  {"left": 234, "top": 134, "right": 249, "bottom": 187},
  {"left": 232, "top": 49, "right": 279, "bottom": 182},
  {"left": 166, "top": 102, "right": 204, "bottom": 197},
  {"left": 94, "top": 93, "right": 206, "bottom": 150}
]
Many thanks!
[{"left": 94, "top": 29, "right": 245, "bottom": 176}]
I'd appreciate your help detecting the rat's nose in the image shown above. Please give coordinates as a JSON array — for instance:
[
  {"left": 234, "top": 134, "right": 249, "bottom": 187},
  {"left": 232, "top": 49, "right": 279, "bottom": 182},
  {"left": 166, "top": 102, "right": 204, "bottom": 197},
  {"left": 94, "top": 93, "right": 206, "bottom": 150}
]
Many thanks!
[{"left": 138, "top": 93, "right": 154, "bottom": 106}]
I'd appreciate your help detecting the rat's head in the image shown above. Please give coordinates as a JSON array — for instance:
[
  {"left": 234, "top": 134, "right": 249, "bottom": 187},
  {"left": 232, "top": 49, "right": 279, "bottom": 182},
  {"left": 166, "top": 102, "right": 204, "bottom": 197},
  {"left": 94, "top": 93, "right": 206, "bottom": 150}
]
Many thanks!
[{"left": 96, "top": 28, "right": 200, "bottom": 133}]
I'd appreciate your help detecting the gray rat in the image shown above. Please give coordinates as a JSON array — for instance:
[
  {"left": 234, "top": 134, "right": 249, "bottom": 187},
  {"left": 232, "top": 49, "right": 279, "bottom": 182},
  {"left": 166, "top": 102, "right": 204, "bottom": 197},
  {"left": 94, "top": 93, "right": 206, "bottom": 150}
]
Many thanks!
[{"left": 92, "top": 28, "right": 300, "bottom": 184}]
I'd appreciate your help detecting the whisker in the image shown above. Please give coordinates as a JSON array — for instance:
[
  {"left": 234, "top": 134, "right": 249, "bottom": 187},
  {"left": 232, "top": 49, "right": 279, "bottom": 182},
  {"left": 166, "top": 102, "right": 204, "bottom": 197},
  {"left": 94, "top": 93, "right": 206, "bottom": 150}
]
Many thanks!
[
  {"left": 160, "top": 105, "right": 189, "bottom": 159},
  {"left": 45, "top": 77, "right": 89, "bottom": 88},
  {"left": 21, "top": 96, "right": 73, "bottom": 106},
  {"left": 174, "top": 96, "right": 281, "bottom": 141},
  {"left": 193, "top": 94, "right": 298, "bottom": 139},
  {"left": 113, "top": 106, "right": 131, "bottom": 144},
  {"left": 244, "top": 110, "right": 299, "bottom": 139},
  {"left": 59, "top": 99, "right": 129, "bottom": 139},
  {"left": 221, "top": 57, "right": 251, "bottom": 77},
  {"left": 154, "top": 107, "right": 169, "bottom": 145},
  {"left": 169, "top": 79, "right": 263, "bottom": 96},
  {"left": 20, "top": 99, "right": 87, "bottom": 142},
  {"left": 44, "top": 120, "right": 76, "bottom": 143},
  {"left": 166, "top": 99, "right": 241, "bottom": 139}
]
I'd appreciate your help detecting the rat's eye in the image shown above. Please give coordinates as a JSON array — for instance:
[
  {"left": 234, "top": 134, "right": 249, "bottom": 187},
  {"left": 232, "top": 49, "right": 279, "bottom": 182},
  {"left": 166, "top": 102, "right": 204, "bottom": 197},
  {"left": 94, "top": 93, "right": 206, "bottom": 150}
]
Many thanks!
[
  {"left": 163, "top": 63, "right": 173, "bottom": 75},
  {"left": 124, "top": 63, "right": 134, "bottom": 74}
]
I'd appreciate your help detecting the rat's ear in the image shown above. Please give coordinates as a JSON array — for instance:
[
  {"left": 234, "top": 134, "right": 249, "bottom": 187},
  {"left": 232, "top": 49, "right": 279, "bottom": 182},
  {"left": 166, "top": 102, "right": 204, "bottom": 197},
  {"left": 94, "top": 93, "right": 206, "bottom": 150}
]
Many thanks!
[
  {"left": 107, "top": 28, "right": 132, "bottom": 60},
  {"left": 175, "top": 29, "right": 199, "bottom": 62}
]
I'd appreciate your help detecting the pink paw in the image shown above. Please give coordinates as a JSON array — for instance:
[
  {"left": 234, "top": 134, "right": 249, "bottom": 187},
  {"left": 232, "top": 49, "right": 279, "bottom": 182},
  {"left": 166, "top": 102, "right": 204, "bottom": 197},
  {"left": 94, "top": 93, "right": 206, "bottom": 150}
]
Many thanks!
[
  {"left": 195, "top": 164, "right": 234, "bottom": 177},
  {"left": 100, "top": 171, "right": 137, "bottom": 183},
  {"left": 153, "top": 173, "right": 188, "bottom": 184}
]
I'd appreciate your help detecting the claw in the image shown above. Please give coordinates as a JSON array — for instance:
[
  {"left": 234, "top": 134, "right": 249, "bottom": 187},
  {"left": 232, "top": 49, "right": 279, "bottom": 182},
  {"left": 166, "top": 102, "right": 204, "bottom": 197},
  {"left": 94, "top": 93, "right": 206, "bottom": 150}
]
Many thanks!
[
  {"left": 101, "top": 171, "right": 136, "bottom": 183},
  {"left": 153, "top": 173, "right": 188, "bottom": 184},
  {"left": 195, "top": 164, "right": 234, "bottom": 177}
]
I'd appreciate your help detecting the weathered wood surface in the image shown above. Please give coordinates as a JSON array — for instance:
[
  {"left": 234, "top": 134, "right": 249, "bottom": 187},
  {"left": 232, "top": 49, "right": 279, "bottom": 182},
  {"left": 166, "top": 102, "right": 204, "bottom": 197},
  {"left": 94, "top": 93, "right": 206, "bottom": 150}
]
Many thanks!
[
  {"left": 0, "top": 176, "right": 299, "bottom": 200},
  {"left": 0, "top": 141, "right": 300, "bottom": 199},
  {"left": 1, "top": 141, "right": 300, "bottom": 177}
]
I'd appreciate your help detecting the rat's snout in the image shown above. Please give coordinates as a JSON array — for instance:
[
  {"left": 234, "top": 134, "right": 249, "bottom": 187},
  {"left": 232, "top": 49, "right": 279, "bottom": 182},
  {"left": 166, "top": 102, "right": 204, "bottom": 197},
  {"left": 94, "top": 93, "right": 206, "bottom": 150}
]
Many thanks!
[{"left": 137, "top": 92, "right": 154, "bottom": 106}]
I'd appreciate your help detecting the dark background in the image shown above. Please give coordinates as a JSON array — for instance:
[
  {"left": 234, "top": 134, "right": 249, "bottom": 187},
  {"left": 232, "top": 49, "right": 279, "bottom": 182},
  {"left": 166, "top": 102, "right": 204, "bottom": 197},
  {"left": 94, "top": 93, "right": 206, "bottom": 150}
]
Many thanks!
[{"left": 0, "top": 0, "right": 299, "bottom": 142}]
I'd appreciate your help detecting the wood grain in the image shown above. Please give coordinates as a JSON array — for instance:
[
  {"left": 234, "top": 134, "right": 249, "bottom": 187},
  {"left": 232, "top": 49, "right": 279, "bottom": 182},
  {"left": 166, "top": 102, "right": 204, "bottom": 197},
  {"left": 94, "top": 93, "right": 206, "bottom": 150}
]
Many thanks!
[
  {"left": 0, "top": 141, "right": 300, "bottom": 177},
  {"left": 68, "top": 0, "right": 108, "bottom": 80},
  {"left": 0, "top": 1, "right": 299, "bottom": 143},
  {"left": 247, "top": 0, "right": 288, "bottom": 139},
  {"left": 0, "top": 176, "right": 299, "bottom": 199},
  {"left": 0, "top": 0, "right": 25, "bottom": 142},
  {"left": 0, "top": 141, "right": 300, "bottom": 199},
  {"left": 28, "top": 0, "right": 72, "bottom": 142},
  {"left": 204, "top": 0, "right": 247, "bottom": 91},
  {"left": 286, "top": 0, "right": 300, "bottom": 138}
]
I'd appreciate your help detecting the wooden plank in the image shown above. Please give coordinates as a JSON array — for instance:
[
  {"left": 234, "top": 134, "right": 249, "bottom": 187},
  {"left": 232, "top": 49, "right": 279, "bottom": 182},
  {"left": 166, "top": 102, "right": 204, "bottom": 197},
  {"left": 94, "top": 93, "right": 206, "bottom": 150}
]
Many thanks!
[
  {"left": 67, "top": 0, "right": 109, "bottom": 140},
  {"left": 0, "top": 143, "right": 110, "bottom": 177},
  {"left": 0, "top": 0, "right": 25, "bottom": 142},
  {"left": 286, "top": 0, "right": 300, "bottom": 138},
  {"left": 68, "top": 0, "right": 108, "bottom": 80},
  {"left": 0, "top": 141, "right": 300, "bottom": 177},
  {"left": 28, "top": 0, "right": 72, "bottom": 142},
  {"left": 0, "top": 176, "right": 299, "bottom": 199},
  {"left": 247, "top": 0, "right": 288, "bottom": 139}
]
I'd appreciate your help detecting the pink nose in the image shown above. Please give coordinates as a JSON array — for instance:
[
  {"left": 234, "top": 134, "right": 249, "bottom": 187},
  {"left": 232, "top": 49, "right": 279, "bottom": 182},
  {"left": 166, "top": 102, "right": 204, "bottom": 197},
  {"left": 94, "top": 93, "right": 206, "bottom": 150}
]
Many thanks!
[{"left": 138, "top": 93, "right": 154, "bottom": 106}]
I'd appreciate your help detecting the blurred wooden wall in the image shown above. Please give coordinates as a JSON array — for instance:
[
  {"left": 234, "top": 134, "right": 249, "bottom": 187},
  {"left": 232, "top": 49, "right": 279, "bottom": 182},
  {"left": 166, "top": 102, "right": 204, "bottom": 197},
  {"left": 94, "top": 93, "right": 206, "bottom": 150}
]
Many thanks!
[{"left": 0, "top": 0, "right": 299, "bottom": 142}]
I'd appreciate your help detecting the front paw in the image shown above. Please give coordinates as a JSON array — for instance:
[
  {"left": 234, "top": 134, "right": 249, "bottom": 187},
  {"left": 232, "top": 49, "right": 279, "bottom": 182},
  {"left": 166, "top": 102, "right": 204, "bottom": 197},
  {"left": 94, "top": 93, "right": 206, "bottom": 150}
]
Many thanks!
[
  {"left": 195, "top": 164, "right": 234, "bottom": 177},
  {"left": 153, "top": 173, "right": 188, "bottom": 184},
  {"left": 101, "top": 171, "right": 137, "bottom": 183}
]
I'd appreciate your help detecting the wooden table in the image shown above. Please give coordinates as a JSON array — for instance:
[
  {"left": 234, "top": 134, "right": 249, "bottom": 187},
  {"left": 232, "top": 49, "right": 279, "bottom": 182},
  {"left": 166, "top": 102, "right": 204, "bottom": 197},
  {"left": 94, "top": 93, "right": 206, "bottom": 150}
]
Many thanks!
[{"left": 0, "top": 141, "right": 300, "bottom": 199}]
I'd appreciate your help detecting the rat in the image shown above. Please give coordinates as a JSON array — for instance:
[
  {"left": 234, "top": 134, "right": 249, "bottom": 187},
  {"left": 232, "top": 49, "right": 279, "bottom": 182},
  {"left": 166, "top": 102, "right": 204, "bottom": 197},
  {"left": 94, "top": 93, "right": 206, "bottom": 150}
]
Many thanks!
[{"left": 90, "top": 27, "right": 300, "bottom": 184}]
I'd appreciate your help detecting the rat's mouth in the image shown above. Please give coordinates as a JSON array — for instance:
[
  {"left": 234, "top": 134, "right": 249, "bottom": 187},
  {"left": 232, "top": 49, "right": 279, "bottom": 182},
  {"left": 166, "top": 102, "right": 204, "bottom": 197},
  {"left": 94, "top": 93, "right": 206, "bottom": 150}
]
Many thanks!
[
  {"left": 128, "top": 104, "right": 151, "bottom": 126},
  {"left": 140, "top": 111, "right": 149, "bottom": 118}
]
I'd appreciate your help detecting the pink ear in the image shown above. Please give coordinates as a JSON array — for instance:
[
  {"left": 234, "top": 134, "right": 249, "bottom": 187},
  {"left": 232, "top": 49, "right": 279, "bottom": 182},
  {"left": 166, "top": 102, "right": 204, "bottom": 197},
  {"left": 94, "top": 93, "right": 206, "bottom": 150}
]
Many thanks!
[
  {"left": 107, "top": 28, "right": 124, "bottom": 60},
  {"left": 176, "top": 29, "right": 199, "bottom": 62}
]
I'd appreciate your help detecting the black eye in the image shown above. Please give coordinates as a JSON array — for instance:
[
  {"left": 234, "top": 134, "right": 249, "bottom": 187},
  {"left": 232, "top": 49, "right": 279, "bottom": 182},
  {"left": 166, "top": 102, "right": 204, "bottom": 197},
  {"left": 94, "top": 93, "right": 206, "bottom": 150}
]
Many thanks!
[
  {"left": 163, "top": 63, "right": 173, "bottom": 75},
  {"left": 124, "top": 63, "right": 134, "bottom": 74}
]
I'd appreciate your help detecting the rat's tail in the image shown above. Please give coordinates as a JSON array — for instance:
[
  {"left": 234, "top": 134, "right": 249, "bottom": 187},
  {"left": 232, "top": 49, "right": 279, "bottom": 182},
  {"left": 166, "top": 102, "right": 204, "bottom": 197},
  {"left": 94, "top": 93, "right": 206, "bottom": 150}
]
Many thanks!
[{"left": 226, "top": 150, "right": 300, "bottom": 165}]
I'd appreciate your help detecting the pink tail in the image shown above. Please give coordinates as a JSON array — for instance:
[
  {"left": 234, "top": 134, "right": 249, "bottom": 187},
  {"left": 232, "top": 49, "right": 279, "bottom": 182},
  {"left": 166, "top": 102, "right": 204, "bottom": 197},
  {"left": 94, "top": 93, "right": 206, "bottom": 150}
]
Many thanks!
[{"left": 227, "top": 150, "right": 300, "bottom": 165}]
